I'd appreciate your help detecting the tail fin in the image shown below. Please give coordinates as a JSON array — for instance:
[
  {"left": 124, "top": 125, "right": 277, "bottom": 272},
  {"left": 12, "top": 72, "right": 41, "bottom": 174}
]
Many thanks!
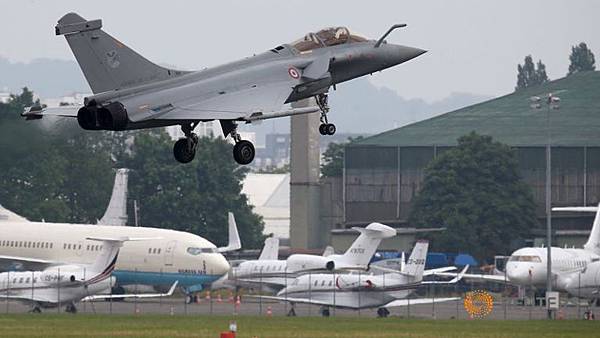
[
  {"left": 98, "top": 169, "right": 128, "bottom": 226},
  {"left": 403, "top": 240, "right": 429, "bottom": 281},
  {"left": 55, "top": 12, "right": 189, "bottom": 94},
  {"left": 553, "top": 203, "right": 600, "bottom": 254},
  {"left": 339, "top": 222, "right": 396, "bottom": 268},
  {"left": 258, "top": 237, "right": 280, "bottom": 261},
  {"left": 85, "top": 237, "right": 128, "bottom": 278},
  {"left": 217, "top": 212, "right": 242, "bottom": 252}
]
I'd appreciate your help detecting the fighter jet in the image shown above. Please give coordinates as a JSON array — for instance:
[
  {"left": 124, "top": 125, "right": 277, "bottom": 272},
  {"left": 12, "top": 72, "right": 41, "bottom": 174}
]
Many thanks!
[{"left": 22, "top": 13, "right": 426, "bottom": 165}]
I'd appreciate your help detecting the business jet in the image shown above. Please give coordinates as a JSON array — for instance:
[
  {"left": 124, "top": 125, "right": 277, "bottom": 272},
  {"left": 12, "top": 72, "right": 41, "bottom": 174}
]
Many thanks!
[
  {"left": 258, "top": 241, "right": 465, "bottom": 317},
  {"left": 0, "top": 236, "right": 177, "bottom": 313},
  {"left": 437, "top": 203, "right": 600, "bottom": 291},
  {"left": 229, "top": 223, "right": 396, "bottom": 292}
]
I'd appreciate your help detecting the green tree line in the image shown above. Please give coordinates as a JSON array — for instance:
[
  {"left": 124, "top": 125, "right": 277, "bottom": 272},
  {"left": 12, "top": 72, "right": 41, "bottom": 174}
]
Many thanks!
[{"left": 0, "top": 88, "right": 264, "bottom": 248}]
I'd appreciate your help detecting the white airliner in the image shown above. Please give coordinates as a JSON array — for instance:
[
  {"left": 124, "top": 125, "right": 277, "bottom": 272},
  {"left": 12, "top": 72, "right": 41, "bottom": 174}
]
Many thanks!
[
  {"left": 228, "top": 223, "right": 397, "bottom": 292},
  {"left": 0, "top": 170, "right": 232, "bottom": 298},
  {"left": 0, "top": 236, "right": 177, "bottom": 313},
  {"left": 438, "top": 203, "right": 600, "bottom": 291},
  {"left": 258, "top": 241, "right": 464, "bottom": 317}
]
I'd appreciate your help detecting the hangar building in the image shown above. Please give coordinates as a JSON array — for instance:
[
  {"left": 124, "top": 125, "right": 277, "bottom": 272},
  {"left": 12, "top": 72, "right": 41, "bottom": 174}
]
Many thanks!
[{"left": 333, "top": 71, "right": 600, "bottom": 248}]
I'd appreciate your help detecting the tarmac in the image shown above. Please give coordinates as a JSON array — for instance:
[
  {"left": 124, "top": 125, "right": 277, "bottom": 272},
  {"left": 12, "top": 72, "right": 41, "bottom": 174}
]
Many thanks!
[{"left": 2, "top": 296, "right": 596, "bottom": 320}]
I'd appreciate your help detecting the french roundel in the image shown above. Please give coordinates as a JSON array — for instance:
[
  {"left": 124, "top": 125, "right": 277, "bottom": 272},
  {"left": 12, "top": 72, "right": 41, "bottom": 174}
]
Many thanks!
[{"left": 288, "top": 67, "right": 300, "bottom": 79}]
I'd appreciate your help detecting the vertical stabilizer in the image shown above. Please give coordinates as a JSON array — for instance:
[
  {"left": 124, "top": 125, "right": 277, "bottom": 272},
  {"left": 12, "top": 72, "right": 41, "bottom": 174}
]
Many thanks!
[
  {"left": 584, "top": 204, "right": 600, "bottom": 254},
  {"left": 258, "top": 237, "right": 280, "bottom": 261},
  {"left": 98, "top": 169, "right": 128, "bottom": 226},
  {"left": 55, "top": 12, "right": 189, "bottom": 94},
  {"left": 403, "top": 240, "right": 429, "bottom": 281},
  {"left": 217, "top": 212, "right": 242, "bottom": 252},
  {"left": 338, "top": 222, "right": 397, "bottom": 268}
]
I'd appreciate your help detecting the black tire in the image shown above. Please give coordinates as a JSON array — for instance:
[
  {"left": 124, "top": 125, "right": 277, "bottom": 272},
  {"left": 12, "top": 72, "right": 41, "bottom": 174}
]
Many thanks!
[
  {"left": 185, "top": 295, "right": 193, "bottom": 304},
  {"left": 321, "top": 308, "right": 330, "bottom": 317},
  {"left": 173, "top": 138, "right": 196, "bottom": 163},
  {"left": 326, "top": 123, "right": 336, "bottom": 135},
  {"left": 319, "top": 124, "right": 328, "bottom": 135},
  {"left": 233, "top": 140, "right": 255, "bottom": 165}
]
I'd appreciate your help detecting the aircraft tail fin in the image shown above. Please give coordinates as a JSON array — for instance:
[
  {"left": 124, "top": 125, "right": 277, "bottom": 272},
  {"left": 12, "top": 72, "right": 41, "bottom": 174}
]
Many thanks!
[
  {"left": 55, "top": 12, "right": 189, "bottom": 94},
  {"left": 340, "top": 222, "right": 396, "bottom": 269},
  {"left": 258, "top": 237, "right": 280, "bottom": 261},
  {"left": 403, "top": 240, "right": 429, "bottom": 281},
  {"left": 98, "top": 169, "right": 128, "bottom": 226},
  {"left": 85, "top": 237, "right": 128, "bottom": 278},
  {"left": 217, "top": 212, "right": 242, "bottom": 252},
  {"left": 554, "top": 203, "right": 600, "bottom": 254}
]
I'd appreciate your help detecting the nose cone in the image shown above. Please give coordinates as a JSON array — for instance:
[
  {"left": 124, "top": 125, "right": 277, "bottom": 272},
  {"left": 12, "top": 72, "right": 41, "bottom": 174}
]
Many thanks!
[
  {"left": 386, "top": 44, "right": 427, "bottom": 66},
  {"left": 213, "top": 253, "right": 231, "bottom": 275}
]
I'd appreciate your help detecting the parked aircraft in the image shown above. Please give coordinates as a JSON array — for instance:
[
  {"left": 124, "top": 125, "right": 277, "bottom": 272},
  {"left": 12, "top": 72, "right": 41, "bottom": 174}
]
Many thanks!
[
  {"left": 0, "top": 170, "right": 235, "bottom": 299},
  {"left": 258, "top": 241, "right": 465, "bottom": 317},
  {"left": 22, "top": 13, "right": 425, "bottom": 165},
  {"left": 229, "top": 223, "right": 396, "bottom": 292},
  {"left": 0, "top": 237, "right": 177, "bottom": 313},
  {"left": 437, "top": 204, "right": 600, "bottom": 291}
]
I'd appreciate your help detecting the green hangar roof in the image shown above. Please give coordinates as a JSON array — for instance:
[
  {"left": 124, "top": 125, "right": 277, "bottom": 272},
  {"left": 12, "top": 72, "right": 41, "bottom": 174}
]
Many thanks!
[{"left": 355, "top": 71, "right": 600, "bottom": 147}]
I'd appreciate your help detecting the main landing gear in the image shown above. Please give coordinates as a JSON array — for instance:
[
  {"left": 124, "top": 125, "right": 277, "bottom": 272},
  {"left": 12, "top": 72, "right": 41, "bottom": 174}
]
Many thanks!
[
  {"left": 221, "top": 120, "right": 255, "bottom": 165},
  {"left": 65, "top": 302, "right": 78, "bottom": 314},
  {"left": 316, "top": 93, "right": 336, "bottom": 136},
  {"left": 173, "top": 122, "right": 199, "bottom": 164}
]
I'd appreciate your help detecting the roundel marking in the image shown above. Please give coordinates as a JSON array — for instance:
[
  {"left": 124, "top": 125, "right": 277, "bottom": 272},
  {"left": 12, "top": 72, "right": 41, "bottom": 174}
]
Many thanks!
[{"left": 288, "top": 67, "right": 300, "bottom": 79}]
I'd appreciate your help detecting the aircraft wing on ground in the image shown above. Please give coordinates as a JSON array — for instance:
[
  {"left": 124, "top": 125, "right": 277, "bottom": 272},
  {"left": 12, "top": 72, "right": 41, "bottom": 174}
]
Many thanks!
[
  {"left": 0, "top": 255, "right": 62, "bottom": 272},
  {"left": 384, "top": 297, "right": 460, "bottom": 308},
  {"left": 434, "top": 272, "right": 510, "bottom": 283},
  {"left": 82, "top": 281, "right": 178, "bottom": 301},
  {"left": 248, "top": 295, "right": 334, "bottom": 307}
]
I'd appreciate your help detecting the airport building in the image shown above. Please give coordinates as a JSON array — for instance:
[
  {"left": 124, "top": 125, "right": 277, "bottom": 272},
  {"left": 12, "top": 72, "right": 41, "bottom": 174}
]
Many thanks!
[{"left": 325, "top": 71, "right": 600, "bottom": 249}]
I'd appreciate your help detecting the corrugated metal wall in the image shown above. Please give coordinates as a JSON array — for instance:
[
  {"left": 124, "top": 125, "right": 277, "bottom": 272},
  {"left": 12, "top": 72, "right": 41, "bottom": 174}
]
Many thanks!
[{"left": 343, "top": 146, "right": 600, "bottom": 225}]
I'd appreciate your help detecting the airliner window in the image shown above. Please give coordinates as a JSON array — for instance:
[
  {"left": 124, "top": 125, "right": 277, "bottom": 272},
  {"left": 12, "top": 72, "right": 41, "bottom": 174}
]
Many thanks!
[{"left": 187, "top": 247, "right": 217, "bottom": 255}]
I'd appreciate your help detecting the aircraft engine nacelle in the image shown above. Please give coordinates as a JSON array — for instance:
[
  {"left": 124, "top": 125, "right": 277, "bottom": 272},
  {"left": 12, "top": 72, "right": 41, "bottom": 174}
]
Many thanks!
[
  {"left": 287, "top": 254, "right": 335, "bottom": 273},
  {"left": 40, "top": 265, "right": 86, "bottom": 285},
  {"left": 77, "top": 101, "right": 129, "bottom": 131}
]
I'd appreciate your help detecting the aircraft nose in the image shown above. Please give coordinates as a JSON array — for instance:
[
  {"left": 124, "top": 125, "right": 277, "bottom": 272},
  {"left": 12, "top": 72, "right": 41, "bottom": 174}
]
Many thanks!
[
  {"left": 386, "top": 45, "right": 427, "bottom": 65},
  {"left": 214, "top": 254, "right": 231, "bottom": 275},
  {"left": 506, "top": 264, "right": 531, "bottom": 283}
]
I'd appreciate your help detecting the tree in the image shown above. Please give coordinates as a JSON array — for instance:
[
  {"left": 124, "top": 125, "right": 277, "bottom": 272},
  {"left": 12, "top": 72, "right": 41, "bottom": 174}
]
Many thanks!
[
  {"left": 516, "top": 55, "right": 549, "bottom": 90},
  {"left": 568, "top": 42, "right": 596, "bottom": 75},
  {"left": 125, "top": 132, "right": 265, "bottom": 248},
  {"left": 408, "top": 132, "right": 538, "bottom": 262},
  {"left": 321, "top": 136, "right": 364, "bottom": 177}
]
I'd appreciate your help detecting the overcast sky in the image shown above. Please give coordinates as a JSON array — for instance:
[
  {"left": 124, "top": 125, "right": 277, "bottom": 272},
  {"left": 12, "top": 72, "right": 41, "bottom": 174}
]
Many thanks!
[{"left": 1, "top": 0, "right": 598, "bottom": 101}]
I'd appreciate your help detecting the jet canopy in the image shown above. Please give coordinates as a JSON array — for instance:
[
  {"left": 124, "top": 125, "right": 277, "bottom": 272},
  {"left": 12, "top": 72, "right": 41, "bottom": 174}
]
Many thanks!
[{"left": 291, "top": 27, "right": 367, "bottom": 52}]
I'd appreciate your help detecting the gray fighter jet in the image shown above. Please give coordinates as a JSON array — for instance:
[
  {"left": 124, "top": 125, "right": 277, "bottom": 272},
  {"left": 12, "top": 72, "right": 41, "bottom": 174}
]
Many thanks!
[{"left": 23, "top": 13, "right": 425, "bottom": 164}]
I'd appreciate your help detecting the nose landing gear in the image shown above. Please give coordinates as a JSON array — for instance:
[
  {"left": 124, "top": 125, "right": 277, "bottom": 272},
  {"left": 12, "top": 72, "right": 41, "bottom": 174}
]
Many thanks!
[{"left": 316, "top": 93, "right": 336, "bottom": 136}]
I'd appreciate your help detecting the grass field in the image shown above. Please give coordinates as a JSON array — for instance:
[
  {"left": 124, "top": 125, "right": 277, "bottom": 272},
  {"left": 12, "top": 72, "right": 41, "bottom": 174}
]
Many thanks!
[{"left": 0, "top": 315, "right": 597, "bottom": 338}]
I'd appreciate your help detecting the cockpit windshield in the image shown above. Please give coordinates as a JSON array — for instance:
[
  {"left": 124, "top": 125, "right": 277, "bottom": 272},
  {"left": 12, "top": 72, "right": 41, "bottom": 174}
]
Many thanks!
[{"left": 291, "top": 27, "right": 367, "bottom": 52}]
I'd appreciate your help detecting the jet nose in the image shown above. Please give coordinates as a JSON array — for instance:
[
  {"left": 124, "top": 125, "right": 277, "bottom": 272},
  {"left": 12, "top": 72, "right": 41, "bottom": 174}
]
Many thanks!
[
  {"left": 214, "top": 254, "right": 231, "bottom": 275},
  {"left": 386, "top": 45, "right": 427, "bottom": 65},
  {"left": 506, "top": 264, "right": 531, "bottom": 283}
]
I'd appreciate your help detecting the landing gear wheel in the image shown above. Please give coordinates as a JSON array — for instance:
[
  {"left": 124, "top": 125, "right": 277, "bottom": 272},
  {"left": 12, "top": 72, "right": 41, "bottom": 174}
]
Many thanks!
[
  {"left": 377, "top": 307, "right": 390, "bottom": 318},
  {"left": 321, "top": 307, "right": 330, "bottom": 317},
  {"left": 185, "top": 295, "right": 194, "bottom": 304},
  {"left": 233, "top": 140, "right": 255, "bottom": 165},
  {"left": 319, "top": 124, "right": 328, "bottom": 135},
  {"left": 173, "top": 137, "right": 197, "bottom": 163},
  {"left": 65, "top": 303, "right": 78, "bottom": 314},
  {"left": 325, "top": 123, "right": 336, "bottom": 135}
]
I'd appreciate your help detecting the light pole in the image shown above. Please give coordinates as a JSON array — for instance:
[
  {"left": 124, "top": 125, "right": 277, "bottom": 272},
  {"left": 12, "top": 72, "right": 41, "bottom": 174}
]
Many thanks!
[{"left": 530, "top": 93, "right": 561, "bottom": 319}]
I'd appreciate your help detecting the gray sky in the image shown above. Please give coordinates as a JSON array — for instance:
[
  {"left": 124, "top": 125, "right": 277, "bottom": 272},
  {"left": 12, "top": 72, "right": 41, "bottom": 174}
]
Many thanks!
[{"left": 1, "top": 0, "right": 598, "bottom": 101}]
